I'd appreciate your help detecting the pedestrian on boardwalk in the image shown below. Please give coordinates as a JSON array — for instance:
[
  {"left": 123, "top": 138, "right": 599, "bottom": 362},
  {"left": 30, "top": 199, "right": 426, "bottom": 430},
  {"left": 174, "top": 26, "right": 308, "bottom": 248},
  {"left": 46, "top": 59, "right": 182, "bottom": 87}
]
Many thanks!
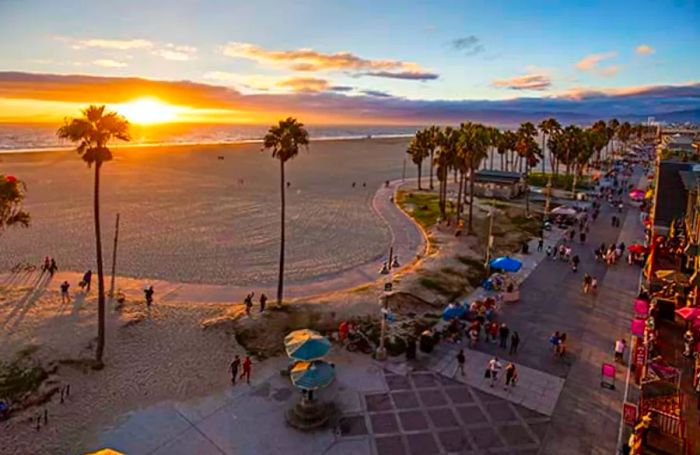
[
  {"left": 614, "top": 339, "right": 626, "bottom": 363},
  {"left": 259, "top": 293, "right": 267, "bottom": 312},
  {"left": 537, "top": 237, "right": 543, "bottom": 252},
  {"left": 240, "top": 356, "right": 252, "bottom": 384},
  {"left": 579, "top": 232, "right": 586, "bottom": 244},
  {"left": 489, "top": 322, "right": 499, "bottom": 343},
  {"left": 509, "top": 331, "right": 520, "bottom": 354},
  {"left": 545, "top": 245, "right": 552, "bottom": 258},
  {"left": 559, "top": 333, "right": 568, "bottom": 357},
  {"left": 498, "top": 323, "right": 510, "bottom": 349},
  {"left": 244, "top": 292, "right": 254, "bottom": 316},
  {"left": 591, "top": 277, "right": 598, "bottom": 294},
  {"left": 144, "top": 285, "right": 154, "bottom": 307},
  {"left": 568, "top": 229, "right": 575, "bottom": 242},
  {"left": 79, "top": 270, "right": 92, "bottom": 292},
  {"left": 550, "top": 331, "right": 561, "bottom": 355},
  {"left": 571, "top": 255, "right": 580, "bottom": 272},
  {"left": 60, "top": 281, "right": 70, "bottom": 304},
  {"left": 504, "top": 363, "right": 518, "bottom": 390},
  {"left": 229, "top": 355, "right": 241, "bottom": 385},
  {"left": 582, "top": 273, "right": 592, "bottom": 293},
  {"left": 486, "top": 357, "right": 502, "bottom": 388},
  {"left": 455, "top": 349, "right": 465, "bottom": 376},
  {"left": 469, "top": 327, "right": 478, "bottom": 348}
]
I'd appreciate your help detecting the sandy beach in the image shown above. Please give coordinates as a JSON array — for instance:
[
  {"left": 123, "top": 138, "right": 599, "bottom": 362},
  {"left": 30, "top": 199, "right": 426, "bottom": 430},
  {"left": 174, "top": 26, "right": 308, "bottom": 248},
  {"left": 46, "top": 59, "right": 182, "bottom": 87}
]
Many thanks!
[{"left": 0, "top": 137, "right": 414, "bottom": 286}]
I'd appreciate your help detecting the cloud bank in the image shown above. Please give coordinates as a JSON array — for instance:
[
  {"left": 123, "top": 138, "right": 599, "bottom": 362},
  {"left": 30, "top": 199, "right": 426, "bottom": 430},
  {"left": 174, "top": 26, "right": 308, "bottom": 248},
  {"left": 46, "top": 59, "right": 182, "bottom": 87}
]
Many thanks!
[{"left": 0, "top": 72, "right": 698, "bottom": 125}]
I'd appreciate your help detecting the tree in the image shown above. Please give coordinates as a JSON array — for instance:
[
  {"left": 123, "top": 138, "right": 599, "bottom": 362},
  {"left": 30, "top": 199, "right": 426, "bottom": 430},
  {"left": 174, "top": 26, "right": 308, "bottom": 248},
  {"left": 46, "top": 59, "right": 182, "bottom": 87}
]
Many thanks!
[
  {"left": 57, "top": 105, "right": 130, "bottom": 366},
  {"left": 487, "top": 127, "right": 501, "bottom": 170},
  {"left": 538, "top": 118, "right": 561, "bottom": 175},
  {"left": 607, "top": 118, "right": 620, "bottom": 159},
  {"left": 459, "top": 122, "right": 490, "bottom": 233},
  {"left": 497, "top": 130, "right": 517, "bottom": 172},
  {"left": 436, "top": 127, "right": 458, "bottom": 220},
  {"left": 426, "top": 125, "right": 441, "bottom": 190},
  {"left": 407, "top": 130, "right": 430, "bottom": 190},
  {"left": 0, "top": 175, "right": 30, "bottom": 235},
  {"left": 617, "top": 121, "right": 633, "bottom": 156},
  {"left": 516, "top": 122, "right": 541, "bottom": 215},
  {"left": 590, "top": 120, "right": 609, "bottom": 164},
  {"left": 263, "top": 117, "right": 310, "bottom": 308}
]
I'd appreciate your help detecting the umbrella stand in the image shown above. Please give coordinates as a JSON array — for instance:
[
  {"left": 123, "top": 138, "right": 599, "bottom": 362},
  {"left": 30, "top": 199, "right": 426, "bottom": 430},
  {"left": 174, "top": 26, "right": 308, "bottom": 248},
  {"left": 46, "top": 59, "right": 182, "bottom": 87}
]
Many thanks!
[{"left": 285, "top": 391, "right": 334, "bottom": 431}]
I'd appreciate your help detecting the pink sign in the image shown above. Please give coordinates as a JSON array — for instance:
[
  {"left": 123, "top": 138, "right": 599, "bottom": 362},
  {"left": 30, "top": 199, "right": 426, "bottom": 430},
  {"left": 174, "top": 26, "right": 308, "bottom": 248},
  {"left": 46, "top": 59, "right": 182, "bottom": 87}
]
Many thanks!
[
  {"left": 601, "top": 363, "right": 616, "bottom": 377},
  {"left": 631, "top": 318, "right": 645, "bottom": 336},
  {"left": 634, "top": 299, "right": 649, "bottom": 316}
]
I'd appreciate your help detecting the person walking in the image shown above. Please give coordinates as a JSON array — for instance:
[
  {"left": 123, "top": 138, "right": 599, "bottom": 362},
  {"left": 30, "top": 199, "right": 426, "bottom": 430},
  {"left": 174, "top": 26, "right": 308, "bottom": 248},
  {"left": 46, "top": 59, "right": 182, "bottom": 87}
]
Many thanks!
[
  {"left": 144, "top": 285, "right": 154, "bottom": 307},
  {"left": 240, "top": 356, "right": 252, "bottom": 384},
  {"left": 259, "top": 293, "right": 268, "bottom": 313},
  {"left": 559, "top": 333, "right": 568, "bottom": 358},
  {"left": 244, "top": 292, "right": 254, "bottom": 316},
  {"left": 579, "top": 231, "right": 586, "bottom": 244},
  {"left": 49, "top": 258, "right": 58, "bottom": 277},
  {"left": 498, "top": 323, "right": 510, "bottom": 349},
  {"left": 455, "top": 349, "right": 466, "bottom": 376},
  {"left": 229, "top": 355, "right": 241, "bottom": 385},
  {"left": 537, "top": 237, "right": 543, "bottom": 252},
  {"left": 81, "top": 270, "right": 92, "bottom": 292},
  {"left": 550, "top": 331, "right": 561, "bottom": 355},
  {"left": 571, "top": 255, "right": 580, "bottom": 272},
  {"left": 489, "top": 322, "right": 499, "bottom": 343},
  {"left": 504, "top": 363, "right": 518, "bottom": 390},
  {"left": 582, "top": 273, "right": 592, "bottom": 294},
  {"left": 591, "top": 277, "right": 598, "bottom": 294},
  {"left": 545, "top": 245, "right": 552, "bottom": 259},
  {"left": 509, "top": 331, "right": 520, "bottom": 354},
  {"left": 60, "top": 281, "right": 70, "bottom": 304},
  {"left": 614, "top": 339, "right": 626, "bottom": 363},
  {"left": 487, "top": 357, "right": 502, "bottom": 388}
]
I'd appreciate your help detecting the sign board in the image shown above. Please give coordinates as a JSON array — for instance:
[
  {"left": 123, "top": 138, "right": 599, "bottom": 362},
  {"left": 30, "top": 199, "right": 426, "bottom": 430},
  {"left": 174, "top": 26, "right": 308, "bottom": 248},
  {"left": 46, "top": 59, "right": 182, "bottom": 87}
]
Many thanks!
[
  {"left": 634, "top": 344, "right": 647, "bottom": 368},
  {"left": 623, "top": 402, "right": 638, "bottom": 426}
]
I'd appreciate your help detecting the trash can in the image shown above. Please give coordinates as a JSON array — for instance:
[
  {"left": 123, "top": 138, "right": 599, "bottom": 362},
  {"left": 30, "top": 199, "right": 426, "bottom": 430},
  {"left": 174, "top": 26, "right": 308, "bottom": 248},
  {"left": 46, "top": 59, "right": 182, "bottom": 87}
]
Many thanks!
[
  {"left": 406, "top": 337, "right": 417, "bottom": 360},
  {"left": 419, "top": 332, "right": 434, "bottom": 353}
]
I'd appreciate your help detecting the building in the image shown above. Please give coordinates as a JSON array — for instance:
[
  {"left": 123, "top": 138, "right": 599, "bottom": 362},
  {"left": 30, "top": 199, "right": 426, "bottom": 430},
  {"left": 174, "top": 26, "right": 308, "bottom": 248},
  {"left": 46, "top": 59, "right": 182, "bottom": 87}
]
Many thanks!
[{"left": 471, "top": 170, "right": 524, "bottom": 199}]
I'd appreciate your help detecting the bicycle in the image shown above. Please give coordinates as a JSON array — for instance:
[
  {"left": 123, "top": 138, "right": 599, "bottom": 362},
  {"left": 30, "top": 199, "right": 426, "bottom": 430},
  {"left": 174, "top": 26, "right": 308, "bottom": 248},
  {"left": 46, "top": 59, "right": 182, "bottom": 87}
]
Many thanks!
[{"left": 10, "top": 262, "right": 37, "bottom": 273}]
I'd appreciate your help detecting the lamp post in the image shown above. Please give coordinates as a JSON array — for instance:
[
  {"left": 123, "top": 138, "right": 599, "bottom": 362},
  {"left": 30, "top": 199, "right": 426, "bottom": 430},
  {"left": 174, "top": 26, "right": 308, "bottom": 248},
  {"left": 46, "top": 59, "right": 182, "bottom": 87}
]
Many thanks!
[
  {"left": 376, "top": 247, "right": 395, "bottom": 360},
  {"left": 544, "top": 175, "right": 552, "bottom": 216},
  {"left": 484, "top": 199, "right": 495, "bottom": 275}
]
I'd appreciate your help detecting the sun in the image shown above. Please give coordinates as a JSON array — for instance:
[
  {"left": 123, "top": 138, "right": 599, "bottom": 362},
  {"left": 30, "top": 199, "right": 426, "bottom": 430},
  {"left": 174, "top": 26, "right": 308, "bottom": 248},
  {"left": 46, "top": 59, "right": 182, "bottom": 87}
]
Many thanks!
[{"left": 114, "top": 98, "right": 180, "bottom": 124}]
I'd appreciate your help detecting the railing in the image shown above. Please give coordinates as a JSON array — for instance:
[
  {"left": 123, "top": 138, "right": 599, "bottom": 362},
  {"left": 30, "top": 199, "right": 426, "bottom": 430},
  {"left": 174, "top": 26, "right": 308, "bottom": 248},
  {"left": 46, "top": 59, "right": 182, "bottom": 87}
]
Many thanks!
[{"left": 648, "top": 409, "right": 683, "bottom": 438}]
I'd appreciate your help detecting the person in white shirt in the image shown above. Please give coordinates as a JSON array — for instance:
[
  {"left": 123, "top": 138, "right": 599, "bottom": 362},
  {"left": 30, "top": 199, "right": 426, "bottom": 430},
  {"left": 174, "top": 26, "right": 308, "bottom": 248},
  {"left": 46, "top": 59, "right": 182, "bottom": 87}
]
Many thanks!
[
  {"left": 487, "top": 357, "right": 502, "bottom": 387},
  {"left": 614, "top": 339, "right": 626, "bottom": 363}
]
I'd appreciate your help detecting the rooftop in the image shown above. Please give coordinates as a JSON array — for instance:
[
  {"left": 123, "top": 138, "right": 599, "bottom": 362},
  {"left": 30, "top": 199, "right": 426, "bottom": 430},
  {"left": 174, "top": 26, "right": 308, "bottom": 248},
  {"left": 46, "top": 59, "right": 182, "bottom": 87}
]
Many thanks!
[{"left": 654, "top": 161, "right": 694, "bottom": 231}]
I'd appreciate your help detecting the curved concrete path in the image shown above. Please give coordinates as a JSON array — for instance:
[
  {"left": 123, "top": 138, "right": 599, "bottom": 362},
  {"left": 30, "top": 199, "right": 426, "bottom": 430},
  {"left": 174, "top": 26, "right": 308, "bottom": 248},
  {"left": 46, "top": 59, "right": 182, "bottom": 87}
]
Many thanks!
[{"left": 2, "top": 179, "right": 426, "bottom": 304}]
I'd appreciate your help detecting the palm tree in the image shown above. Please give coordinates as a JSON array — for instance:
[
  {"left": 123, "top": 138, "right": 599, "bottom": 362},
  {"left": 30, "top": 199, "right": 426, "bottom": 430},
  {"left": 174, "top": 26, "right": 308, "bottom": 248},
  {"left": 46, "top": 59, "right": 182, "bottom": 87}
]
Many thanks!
[
  {"left": 459, "top": 123, "right": 490, "bottom": 233},
  {"left": 57, "top": 105, "right": 130, "bottom": 366},
  {"left": 263, "top": 118, "right": 309, "bottom": 307},
  {"left": 407, "top": 130, "right": 429, "bottom": 190},
  {"left": 498, "top": 130, "right": 517, "bottom": 172},
  {"left": 617, "top": 121, "right": 632, "bottom": 156},
  {"left": 0, "top": 174, "right": 30, "bottom": 236},
  {"left": 487, "top": 127, "right": 500, "bottom": 170},
  {"left": 590, "top": 120, "right": 609, "bottom": 164},
  {"left": 426, "top": 125, "right": 441, "bottom": 190},
  {"left": 607, "top": 118, "right": 620, "bottom": 159},
  {"left": 516, "top": 122, "right": 541, "bottom": 215},
  {"left": 538, "top": 118, "right": 560, "bottom": 174}
]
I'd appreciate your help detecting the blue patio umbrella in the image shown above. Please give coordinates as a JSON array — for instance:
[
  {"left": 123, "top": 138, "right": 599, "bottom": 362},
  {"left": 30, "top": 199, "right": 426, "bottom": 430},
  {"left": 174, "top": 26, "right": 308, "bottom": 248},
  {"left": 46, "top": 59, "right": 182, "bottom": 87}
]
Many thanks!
[
  {"left": 489, "top": 256, "right": 522, "bottom": 273},
  {"left": 290, "top": 360, "right": 336, "bottom": 390},
  {"left": 442, "top": 304, "right": 466, "bottom": 321},
  {"left": 284, "top": 329, "right": 331, "bottom": 361}
]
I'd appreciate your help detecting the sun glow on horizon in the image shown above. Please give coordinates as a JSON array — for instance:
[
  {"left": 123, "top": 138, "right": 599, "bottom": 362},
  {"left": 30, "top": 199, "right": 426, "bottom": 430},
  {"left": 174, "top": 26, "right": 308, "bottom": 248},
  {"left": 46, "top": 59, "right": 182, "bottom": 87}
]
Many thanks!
[{"left": 112, "top": 98, "right": 181, "bottom": 124}]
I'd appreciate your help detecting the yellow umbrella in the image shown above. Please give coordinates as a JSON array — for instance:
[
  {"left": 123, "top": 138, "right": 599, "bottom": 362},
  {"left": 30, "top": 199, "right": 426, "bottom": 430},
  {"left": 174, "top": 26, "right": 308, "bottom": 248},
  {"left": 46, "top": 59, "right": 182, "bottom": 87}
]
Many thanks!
[
  {"left": 85, "top": 450, "right": 125, "bottom": 455},
  {"left": 645, "top": 189, "right": 653, "bottom": 199}
]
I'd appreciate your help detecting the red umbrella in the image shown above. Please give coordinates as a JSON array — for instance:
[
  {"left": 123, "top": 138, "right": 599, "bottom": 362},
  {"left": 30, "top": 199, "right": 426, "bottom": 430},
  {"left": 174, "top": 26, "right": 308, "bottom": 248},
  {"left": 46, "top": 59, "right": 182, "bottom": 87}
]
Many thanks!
[
  {"left": 628, "top": 244, "right": 647, "bottom": 254},
  {"left": 675, "top": 307, "right": 700, "bottom": 321}
]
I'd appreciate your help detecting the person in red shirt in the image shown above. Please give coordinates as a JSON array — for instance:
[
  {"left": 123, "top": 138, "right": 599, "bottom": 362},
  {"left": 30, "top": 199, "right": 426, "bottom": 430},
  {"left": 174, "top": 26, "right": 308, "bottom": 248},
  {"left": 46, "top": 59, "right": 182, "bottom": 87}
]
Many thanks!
[
  {"left": 339, "top": 321, "right": 349, "bottom": 342},
  {"left": 240, "top": 356, "right": 252, "bottom": 384}
]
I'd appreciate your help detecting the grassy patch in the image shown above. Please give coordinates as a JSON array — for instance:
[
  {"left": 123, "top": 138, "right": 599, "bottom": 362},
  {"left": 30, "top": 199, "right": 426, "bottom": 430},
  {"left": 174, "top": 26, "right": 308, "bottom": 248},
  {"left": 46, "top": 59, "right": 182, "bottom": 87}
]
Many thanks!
[
  {"left": 511, "top": 215, "right": 543, "bottom": 237},
  {"left": 396, "top": 191, "right": 441, "bottom": 229},
  {"left": 0, "top": 354, "right": 49, "bottom": 405},
  {"left": 527, "top": 172, "right": 592, "bottom": 191},
  {"left": 456, "top": 255, "right": 485, "bottom": 270}
]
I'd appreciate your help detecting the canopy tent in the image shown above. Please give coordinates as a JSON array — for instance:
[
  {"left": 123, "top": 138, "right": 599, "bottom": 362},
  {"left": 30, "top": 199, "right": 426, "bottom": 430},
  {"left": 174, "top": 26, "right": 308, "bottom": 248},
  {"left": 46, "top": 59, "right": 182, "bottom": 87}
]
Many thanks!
[
  {"left": 442, "top": 303, "right": 466, "bottom": 321},
  {"left": 489, "top": 256, "right": 522, "bottom": 273},
  {"left": 675, "top": 306, "right": 700, "bottom": 321},
  {"left": 628, "top": 244, "right": 647, "bottom": 254},
  {"left": 551, "top": 206, "right": 577, "bottom": 216},
  {"left": 630, "top": 189, "right": 646, "bottom": 201},
  {"left": 290, "top": 360, "right": 335, "bottom": 390},
  {"left": 284, "top": 329, "right": 331, "bottom": 361}
]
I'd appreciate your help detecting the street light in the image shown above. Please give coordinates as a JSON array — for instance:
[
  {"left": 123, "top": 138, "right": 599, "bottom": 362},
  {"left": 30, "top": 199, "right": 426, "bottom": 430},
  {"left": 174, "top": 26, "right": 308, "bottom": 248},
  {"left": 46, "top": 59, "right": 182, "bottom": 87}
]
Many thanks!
[{"left": 376, "top": 246, "right": 396, "bottom": 360}]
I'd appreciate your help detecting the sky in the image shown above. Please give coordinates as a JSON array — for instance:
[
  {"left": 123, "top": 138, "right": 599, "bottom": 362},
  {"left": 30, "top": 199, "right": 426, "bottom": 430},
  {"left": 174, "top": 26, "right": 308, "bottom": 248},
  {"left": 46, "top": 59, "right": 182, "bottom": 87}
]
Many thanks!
[{"left": 0, "top": 0, "right": 698, "bottom": 124}]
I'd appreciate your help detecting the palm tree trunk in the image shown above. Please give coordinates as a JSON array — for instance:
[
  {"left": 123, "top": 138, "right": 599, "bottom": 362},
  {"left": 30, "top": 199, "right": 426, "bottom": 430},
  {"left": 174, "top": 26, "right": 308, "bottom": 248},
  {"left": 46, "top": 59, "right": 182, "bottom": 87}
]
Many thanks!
[
  {"left": 277, "top": 160, "right": 286, "bottom": 306},
  {"left": 429, "top": 150, "right": 434, "bottom": 190},
  {"left": 456, "top": 171, "right": 464, "bottom": 218},
  {"left": 468, "top": 167, "right": 475, "bottom": 234},
  {"left": 525, "top": 162, "right": 530, "bottom": 215},
  {"left": 94, "top": 162, "right": 106, "bottom": 366},
  {"left": 500, "top": 153, "right": 504, "bottom": 171},
  {"left": 541, "top": 133, "right": 546, "bottom": 174},
  {"left": 489, "top": 148, "right": 494, "bottom": 169},
  {"left": 417, "top": 162, "right": 422, "bottom": 190}
]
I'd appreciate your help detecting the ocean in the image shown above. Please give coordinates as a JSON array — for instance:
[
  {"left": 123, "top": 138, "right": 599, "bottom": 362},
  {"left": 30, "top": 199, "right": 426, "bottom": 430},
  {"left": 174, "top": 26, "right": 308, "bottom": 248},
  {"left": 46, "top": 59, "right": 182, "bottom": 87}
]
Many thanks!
[{"left": 0, "top": 123, "right": 420, "bottom": 152}]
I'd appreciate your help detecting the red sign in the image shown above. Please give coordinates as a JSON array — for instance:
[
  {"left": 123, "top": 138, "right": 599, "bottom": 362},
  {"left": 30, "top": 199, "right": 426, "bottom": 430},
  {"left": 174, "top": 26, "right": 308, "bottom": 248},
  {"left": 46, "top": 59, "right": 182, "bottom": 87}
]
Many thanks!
[
  {"left": 634, "top": 344, "right": 647, "bottom": 367},
  {"left": 623, "top": 402, "right": 638, "bottom": 426}
]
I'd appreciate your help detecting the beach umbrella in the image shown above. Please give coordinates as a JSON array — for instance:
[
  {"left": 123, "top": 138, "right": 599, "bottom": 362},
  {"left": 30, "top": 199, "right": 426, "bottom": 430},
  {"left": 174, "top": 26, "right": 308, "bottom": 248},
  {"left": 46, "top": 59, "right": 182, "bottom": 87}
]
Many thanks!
[
  {"left": 628, "top": 244, "right": 647, "bottom": 254},
  {"left": 290, "top": 360, "right": 335, "bottom": 390},
  {"left": 655, "top": 270, "right": 688, "bottom": 283},
  {"left": 85, "top": 450, "right": 125, "bottom": 455},
  {"left": 489, "top": 256, "right": 522, "bottom": 273},
  {"left": 551, "top": 206, "right": 577, "bottom": 216},
  {"left": 442, "top": 303, "right": 466, "bottom": 321},
  {"left": 675, "top": 307, "right": 700, "bottom": 321},
  {"left": 284, "top": 329, "right": 331, "bottom": 361}
]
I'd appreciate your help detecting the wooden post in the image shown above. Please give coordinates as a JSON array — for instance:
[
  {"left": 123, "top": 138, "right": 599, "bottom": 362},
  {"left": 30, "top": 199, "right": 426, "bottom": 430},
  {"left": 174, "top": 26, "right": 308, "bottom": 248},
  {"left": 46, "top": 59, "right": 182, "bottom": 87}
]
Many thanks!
[{"left": 109, "top": 213, "right": 120, "bottom": 300}]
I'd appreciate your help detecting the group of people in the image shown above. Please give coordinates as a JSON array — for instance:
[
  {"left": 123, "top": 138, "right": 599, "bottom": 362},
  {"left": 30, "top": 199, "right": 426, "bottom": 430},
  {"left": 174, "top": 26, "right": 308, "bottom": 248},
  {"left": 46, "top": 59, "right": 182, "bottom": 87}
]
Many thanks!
[
  {"left": 465, "top": 320, "right": 520, "bottom": 354},
  {"left": 42, "top": 256, "right": 58, "bottom": 276},
  {"left": 243, "top": 292, "right": 268, "bottom": 315},
  {"left": 228, "top": 354, "right": 253, "bottom": 385},
  {"left": 59, "top": 269, "right": 93, "bottom": 304},
  {"left": 595, "top": 241, "right": 626, "bottom": 265},
  {"left": 453, "top": 351, "right": 518, "bottom": 390},
  {"left": 549, "top": 331, "right": 568, "bottom": 358}
]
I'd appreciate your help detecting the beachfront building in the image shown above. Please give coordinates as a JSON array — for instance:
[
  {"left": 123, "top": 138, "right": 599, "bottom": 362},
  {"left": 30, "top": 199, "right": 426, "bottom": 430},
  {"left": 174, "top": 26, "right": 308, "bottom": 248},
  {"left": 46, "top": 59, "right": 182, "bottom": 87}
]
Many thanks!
[
  {"left": 471, "top": 170, "right": 525, "bottom": 200},
  {"left": 657, "top": 133, "right": 699, "bottom": 161},
  {"left": 649, "top": 161, "right": 696, "bottom": 237}
]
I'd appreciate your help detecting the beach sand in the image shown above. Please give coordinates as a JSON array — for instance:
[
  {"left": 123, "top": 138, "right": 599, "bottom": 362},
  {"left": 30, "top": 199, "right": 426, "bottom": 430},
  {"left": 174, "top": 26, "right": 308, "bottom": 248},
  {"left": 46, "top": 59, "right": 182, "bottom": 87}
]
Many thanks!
[{"left": 0, "top": 137, "right": 414, "bottom": 286}]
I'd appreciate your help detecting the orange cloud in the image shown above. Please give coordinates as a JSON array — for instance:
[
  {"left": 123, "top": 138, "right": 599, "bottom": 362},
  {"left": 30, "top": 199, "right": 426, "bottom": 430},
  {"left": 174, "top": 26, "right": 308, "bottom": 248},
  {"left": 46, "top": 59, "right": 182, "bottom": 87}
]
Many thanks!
[
  {"left": 70, "top": 38, "right": 154, "bottom": 50},
  {"left": 276, "top": 77, "right": 330, "bottom": 93},
  {"left": 220, "top": 42, "right": 437, "bottom": 80},
  {"left": 91, "top": 59, "right": 128, "bottom": 68},
  {"left": 575, "top": 51, "right": 617, "bottom": 71},
  {"left": 636, "top": 44, "right": 655, "bottom": 55},
  {"left": 492, "top": 73, "right": 552, "bottom": 90},
  {"left": 152, "top": 44, "right": 197, "bottom": 61}
]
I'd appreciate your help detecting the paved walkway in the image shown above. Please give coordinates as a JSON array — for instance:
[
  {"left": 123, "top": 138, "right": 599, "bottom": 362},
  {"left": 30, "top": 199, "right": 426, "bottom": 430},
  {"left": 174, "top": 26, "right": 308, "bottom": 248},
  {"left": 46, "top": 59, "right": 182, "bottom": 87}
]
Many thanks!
[{"left": 0, "top": 180, "right": 426, "bottom": 304}]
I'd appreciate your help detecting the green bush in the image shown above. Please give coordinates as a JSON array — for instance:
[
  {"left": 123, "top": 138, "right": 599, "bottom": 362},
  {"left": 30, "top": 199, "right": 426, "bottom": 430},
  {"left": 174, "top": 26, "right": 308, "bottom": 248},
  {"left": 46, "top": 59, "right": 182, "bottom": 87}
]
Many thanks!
[{"left": 527, "top": 172, "right": 592, "bottom": 190}]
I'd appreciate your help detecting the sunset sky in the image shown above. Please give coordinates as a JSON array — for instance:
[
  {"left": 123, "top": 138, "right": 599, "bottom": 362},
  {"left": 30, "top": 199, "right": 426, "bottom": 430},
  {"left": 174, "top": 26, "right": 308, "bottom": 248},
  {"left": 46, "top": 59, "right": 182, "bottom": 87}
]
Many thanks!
[{"left": 0, "top": 0, "right": 698, "bottom": 124}]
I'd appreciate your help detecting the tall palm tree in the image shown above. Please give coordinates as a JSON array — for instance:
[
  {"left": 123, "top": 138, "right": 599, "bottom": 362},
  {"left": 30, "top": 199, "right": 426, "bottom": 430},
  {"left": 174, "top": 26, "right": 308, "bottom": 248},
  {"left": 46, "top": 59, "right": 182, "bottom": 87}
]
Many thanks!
[
  {"left": 607, "top": 118, "right": 620, "bottom": 159},
  {"left": 426, "top": 125, "right": 441, "bottom": 190},
  {"left": 0, "top": 174, "right": 30, "bottom": 235},
  {"left": 459, "top": 122, "right": 490, "bottom": 233},
  {"left": 263, "top": 118, "right": 309, "bottom": 307},
  {"left": 436, "top": 127, "right": 458, "bottom": 219},
  {"left": 498, "top": 130, "right": 517, "bottom": 172},
  {"left": 617, "top": 121, "right": 632, "bottom": 156},
  {"left": 487, "top": 127, "right": 500, "bottom": 170},
  {"left": 590, "top": 120, "right": 609, "bottom": 164},
  {"left": 538, "top": 118, "right": 560, "bottom": 174},
  {"left": 57, "top": 105, "right": 130, "bottom": 366},
  {"left": 407, "top": 130, "right": 430, "bottom": 190},
  {"left": 516, "top": 122, "right": 540, "bottom": 215}
]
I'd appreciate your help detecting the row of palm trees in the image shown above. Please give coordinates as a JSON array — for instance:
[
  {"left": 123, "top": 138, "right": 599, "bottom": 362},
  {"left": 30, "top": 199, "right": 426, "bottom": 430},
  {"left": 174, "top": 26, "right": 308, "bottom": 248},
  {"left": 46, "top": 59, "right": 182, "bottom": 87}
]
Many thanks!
[
  {"left": 407, "top": 118, "right": 652, "bottom": 229},
  {"left": 57, "top": 106, "right": 308, "bottom": 366}
]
